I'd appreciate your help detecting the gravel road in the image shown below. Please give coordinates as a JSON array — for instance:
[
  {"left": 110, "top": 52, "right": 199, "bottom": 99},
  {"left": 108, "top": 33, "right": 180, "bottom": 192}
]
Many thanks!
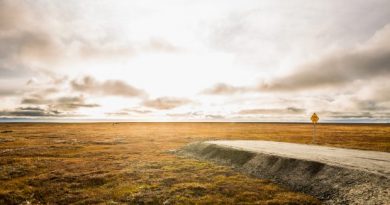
[{"left": 206, "top": 140, "right": 390, "bottom": 177}]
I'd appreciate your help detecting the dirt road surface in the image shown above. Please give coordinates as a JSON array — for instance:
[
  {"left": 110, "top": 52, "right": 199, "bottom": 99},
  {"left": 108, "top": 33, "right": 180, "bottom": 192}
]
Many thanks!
[
  {"left": 206, "top": 140, "right": 390, "bottom": 177},
  {"left": 179, "top": 140, "right": 390, "bottom": 203}
]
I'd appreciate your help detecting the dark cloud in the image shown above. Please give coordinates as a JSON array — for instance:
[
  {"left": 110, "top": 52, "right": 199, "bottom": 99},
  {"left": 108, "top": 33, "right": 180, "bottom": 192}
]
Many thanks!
[
  {"left": 202, "top": 83, "right": 249, "bottom": 95},
  {"left": 0, "top": 0, "right": 93, "bottom": 64},
  {"left": 238, "top": 107, "right": 305, "bottom": 115},
  {"left": 98, "top": 80, "right": 145, "bottom": 97},
  {"left": 321, "top": 111, "right": 378, "bottom": 119},
  {"left": 205, "top": 114, "right": 225, "bottom": 119},
  {"left": 0, "top": 65, "right": 34, "bottom": 79},
  {"left": 0, "top": 1, "right": 179, "bottom": 75},
  {"left": 354, "top": 100, "right": 383, "bottom": 111},
  {"left": 0, "top": 28, "right": 62, "bottom": 66},
  {"left": 142, "top": 97, "right": 191, "bottom": 110},
  {"left": 21, "top": 95, "right": 49, "bottom": 105},
  {"left": 71, "top": 76, "right": 146, "bottom": 97},
  {"left": 260, "top": 25, "right": 390, "bottom": 91},
  {"left": 322, "top": 111, "right": 390, "bottom": 119},
  {"left": 21, "top": 95, "right": 99, "bottom": 111},
  {"left": 55, "top": 96, "right": 99, "bottom": 110},
  {"left": 0, "top": 1, "right": 23, "bottom": 30},
  {"left": 0, "top": 89, "right": 16, "bottom": 96},
  {"left": 42, "top": 87, "right": 60, "bottom": 94},
  {"left": 0, "top": 0, "right": 65, "bottom": 89},
  {"left": 286, "top": 107, "right": 306, "bottom": 113},
  {"left": 123, "top": 108, "right": 152, "bottom": 114},
  {"left": 18, "top": 107, "right": 45, "bottom": 111},
  {"left": 0, "top": 107, "right": 61, "bottom": 117}
]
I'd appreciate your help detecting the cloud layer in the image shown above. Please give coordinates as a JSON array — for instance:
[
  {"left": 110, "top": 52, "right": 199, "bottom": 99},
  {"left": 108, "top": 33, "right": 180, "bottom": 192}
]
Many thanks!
[
  {"left": 71, "top": 76, "right": 146, "bottom": 97},
  {"left": 238, "top": 107, "right": 305, "bottom": 115},
  {"left": 202, "top": 83, "right": 250, "bottom": 95},
  {"left": 142, "top": 97, "right": 191, "bottom": 110},
  {"left": 0, "top": 107, "right": 60, "bottom": 117},
  {"left": 1, "top": 1, "right": 389, "bottom": 122},
  {"left": 261, "top": 25, "right": 390, "bottom": 91}
]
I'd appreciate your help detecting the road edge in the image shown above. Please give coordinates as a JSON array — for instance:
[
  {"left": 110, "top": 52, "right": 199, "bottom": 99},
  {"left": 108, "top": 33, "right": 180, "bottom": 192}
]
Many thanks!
[{"left": 176, "top": 141, "right": 390, "bottom": 204}]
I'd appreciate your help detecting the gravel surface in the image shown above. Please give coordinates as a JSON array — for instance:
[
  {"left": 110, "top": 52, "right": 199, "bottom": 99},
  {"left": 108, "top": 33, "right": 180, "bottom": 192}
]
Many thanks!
[
  {"left": 206, "top": 140, "right": 390, "bottom": 177},
  {"left": 179, "top": 140, "right": 390, "bottom": 204}
]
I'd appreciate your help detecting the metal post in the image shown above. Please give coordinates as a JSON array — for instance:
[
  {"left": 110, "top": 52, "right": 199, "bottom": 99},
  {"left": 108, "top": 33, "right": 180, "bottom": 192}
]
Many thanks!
[
  {"left": 310, "top": 113, "right": 319, "bottom": 144},
  {"left": 312, "top": 123, "right": 316, "bottom": 144}
]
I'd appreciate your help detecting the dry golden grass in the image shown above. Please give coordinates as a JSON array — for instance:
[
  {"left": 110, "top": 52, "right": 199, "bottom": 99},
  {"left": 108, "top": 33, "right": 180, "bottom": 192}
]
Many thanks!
[{"left": 0, "top": 122, "right": 389, "bottom": 204}]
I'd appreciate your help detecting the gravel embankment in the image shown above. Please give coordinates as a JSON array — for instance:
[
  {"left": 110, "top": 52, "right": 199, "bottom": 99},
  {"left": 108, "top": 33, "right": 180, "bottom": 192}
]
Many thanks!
[{"left": 178, "top": 140, "right": 390, "bottom": 204}]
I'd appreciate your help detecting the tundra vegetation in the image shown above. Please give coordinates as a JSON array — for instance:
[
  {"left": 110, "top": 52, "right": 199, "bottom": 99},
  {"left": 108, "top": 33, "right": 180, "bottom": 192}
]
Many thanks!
[{"left": 0, "top": 123, "right": 389, "bottom": 204}]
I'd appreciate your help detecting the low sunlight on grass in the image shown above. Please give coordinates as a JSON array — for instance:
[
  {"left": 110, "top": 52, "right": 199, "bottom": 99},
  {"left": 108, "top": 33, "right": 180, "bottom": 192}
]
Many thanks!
[{"left": 0, "top": 123, "right": 389, "bottom": 204}]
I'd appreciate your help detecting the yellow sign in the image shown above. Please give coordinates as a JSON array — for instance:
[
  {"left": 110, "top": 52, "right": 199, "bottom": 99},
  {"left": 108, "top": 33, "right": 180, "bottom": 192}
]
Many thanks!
[{"left": 311, "top": 113, "right": 319, "bottom": 124}]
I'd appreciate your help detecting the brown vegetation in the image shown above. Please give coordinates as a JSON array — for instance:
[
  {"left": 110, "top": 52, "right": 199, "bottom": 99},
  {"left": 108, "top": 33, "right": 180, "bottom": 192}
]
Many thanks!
[{"left": 0, "top": 122, "right": 389, "bottom": 204}]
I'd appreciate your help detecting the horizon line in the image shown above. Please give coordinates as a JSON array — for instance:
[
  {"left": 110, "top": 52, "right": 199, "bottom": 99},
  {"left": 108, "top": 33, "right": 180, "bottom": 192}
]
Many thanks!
[{"left": 0, "top": 120, "right": 388, "bottom": 124}]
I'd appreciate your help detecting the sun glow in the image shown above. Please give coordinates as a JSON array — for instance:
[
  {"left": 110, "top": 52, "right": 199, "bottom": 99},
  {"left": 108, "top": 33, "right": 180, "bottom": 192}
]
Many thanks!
[{"left": 1, "top": 0, "right": 389, "bottom": 122}]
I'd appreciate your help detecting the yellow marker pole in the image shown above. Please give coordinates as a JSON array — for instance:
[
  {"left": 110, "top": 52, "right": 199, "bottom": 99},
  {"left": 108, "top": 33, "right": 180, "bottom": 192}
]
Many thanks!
[
  {"left": 313, "top": 123, "right": 316, "bottom": 144},
  {"left": 311, "top": 113, "right": 319, "bottom": 144}
]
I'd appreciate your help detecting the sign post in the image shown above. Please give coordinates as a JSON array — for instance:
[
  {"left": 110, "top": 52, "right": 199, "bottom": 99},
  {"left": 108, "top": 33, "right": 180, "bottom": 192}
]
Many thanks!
[{"left": 310, "top": 113, "right": 319, "bottom": 144}]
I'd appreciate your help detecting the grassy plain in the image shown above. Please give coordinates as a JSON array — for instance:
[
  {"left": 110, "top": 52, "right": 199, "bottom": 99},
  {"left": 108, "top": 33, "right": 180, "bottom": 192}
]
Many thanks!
[{"left": 0, "top": 123, "right": 389, "bottom": 204}]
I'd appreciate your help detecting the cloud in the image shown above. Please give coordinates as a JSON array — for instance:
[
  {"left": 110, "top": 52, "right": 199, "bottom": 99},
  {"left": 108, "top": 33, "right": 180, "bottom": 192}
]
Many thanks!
[
  {"left": 0, "top": 89, "right": 16, "bottom": 96},
  {"left": 105, "top": 112, "right": 131, "bottom": 117},
  {"left": 123, "top": 108, "right": 152, "bottom": 114},
  {"left": 10, "top": 32, "right": 60, "bottom": 62},
  {"left": 166, "top": 111, "right": 203, "bottom": 118},
  {"left": 165, "top": 111, "right": 224, "bottom": 120},
  {"left": 319, "top": 111, "right": 390, "bottom": 119},
  {"left": 0, "top": 65, "right": 35, "bottom": 79},
  {"left": 260, "top": 24, "right": 390, "bottom": 91},
  {"left": 71, "top": 76, "right": 146, "bottom": 97},
  {"left": 21, "top": 95, "right": 99, "bottom": 111},
  {"left": 142, "top": 38, "right": 180, "bottom": 53},
  {"left": 142, "top": 97, "right": 191, "bottom": 110},
  {"left": 54, "top": 96, "right": 99, "bottom": 110},
  {"left": 0, "top": 6, "right": 62, "bottom": 65},
  {"left": 70, "top": 35, "right": 180, "bottom": 60},
  {"left": 0, "top": 1, "right": 180, "bottom": 72},
  {"left": 205, "top": 114, "right": 225, "bottom": 119},
  {"left": 238, "top": 107, "right": 306, "bottom": 115},
  {"left": 361, "top": 80, "right": 390, "bottom": 103},
  {"left": 105, "top": 108, "right": 153, "bottom": 116},
  {"left": 209, "top": 1, "right": 390, "bottom": 70},
  {"left": 75, "top": 36, "right": 134, "bottom": 59},
  {"left": 202, "top": 83, "right": 250, "bottom": 95},
  {"left": 1, "top": 1, "right": 389, "bottom": 122},
  {"left": 0, "top": 0, "right": 65, "bottom": 81},
  {"left": 21, "top": 94, "right": 50, "bottom": 105},
  {"left": 61, "top": 36, "right": 180, "bottom": 60},
  {"left": 0, "top": 107, "right": 61, "bottom": 117},
  {"left": 0, "top": 1, "right": 23, "bottom": 30}
]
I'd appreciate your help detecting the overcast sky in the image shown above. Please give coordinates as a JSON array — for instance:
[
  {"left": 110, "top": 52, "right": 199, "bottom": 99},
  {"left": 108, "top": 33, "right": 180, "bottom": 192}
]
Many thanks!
[{"left": 1, "top": 0, "right": 390, "bottom": 122}]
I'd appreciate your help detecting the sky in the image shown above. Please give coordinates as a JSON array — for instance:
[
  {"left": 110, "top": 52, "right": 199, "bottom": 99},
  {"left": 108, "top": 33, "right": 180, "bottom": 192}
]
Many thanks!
[{"left": 1, "top": 0, "right": 390, "bottom": 122}]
